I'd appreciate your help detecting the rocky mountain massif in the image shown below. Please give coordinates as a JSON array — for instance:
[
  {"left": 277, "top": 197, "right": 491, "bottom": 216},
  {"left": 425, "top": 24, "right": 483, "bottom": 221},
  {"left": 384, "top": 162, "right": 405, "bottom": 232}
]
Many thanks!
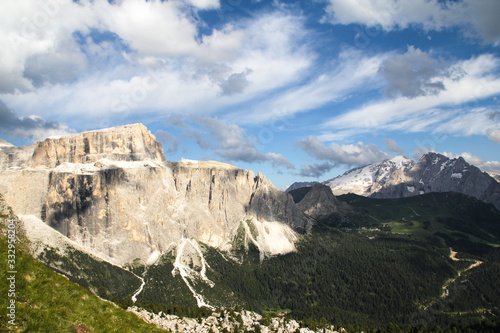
[
  {"left": 0, "top": 123, "right": 311, "bottom": 267},
  {"left": 316, "top": 154, "right": 500, "bottom": 210}
]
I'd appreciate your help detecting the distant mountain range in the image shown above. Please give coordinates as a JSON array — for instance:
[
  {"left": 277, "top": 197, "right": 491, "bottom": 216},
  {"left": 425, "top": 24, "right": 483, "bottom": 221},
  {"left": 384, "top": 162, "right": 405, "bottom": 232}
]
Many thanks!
[{"left": 288, "top": 153, "right": 500, "bottom": 210}]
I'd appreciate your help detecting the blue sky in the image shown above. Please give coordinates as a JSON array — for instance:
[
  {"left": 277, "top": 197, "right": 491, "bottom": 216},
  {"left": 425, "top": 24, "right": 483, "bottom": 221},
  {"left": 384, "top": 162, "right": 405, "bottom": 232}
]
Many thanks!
[{"left": 1, "top": 0, "right": 500, "bottom": 189}]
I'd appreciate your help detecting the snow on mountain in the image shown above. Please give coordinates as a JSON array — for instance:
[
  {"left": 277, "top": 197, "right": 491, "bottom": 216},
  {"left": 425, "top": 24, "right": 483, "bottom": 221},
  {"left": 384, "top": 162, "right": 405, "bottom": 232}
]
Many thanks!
[
  {"left": 324, "top": 152, "right": 500, "bottom": 210},
  {"left": 325, "top": 155, "right": 415, "bottom": 196}
]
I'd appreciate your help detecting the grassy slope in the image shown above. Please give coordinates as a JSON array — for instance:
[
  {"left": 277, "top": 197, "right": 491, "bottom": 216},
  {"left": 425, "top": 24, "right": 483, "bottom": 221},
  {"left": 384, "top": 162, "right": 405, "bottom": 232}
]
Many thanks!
[{"left": 0, "top": 197, "right": 164, "bottom": 333}]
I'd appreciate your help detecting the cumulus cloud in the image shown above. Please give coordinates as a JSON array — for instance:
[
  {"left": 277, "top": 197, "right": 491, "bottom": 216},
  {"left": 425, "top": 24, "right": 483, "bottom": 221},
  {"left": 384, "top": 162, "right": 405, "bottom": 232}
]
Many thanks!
[
  {"left": 0, "top": 1, "right": 314, "bottom": 126},
  {"left": 383, "top": 138, "right": 405, "bottom": 155},
  {"left": 0, "top": 100, "right": 72, "bottom": 141},
  {"left": 219, "top": 69, "right": 252, "bottom": 96},
  {"left": 299, "top": 162, "right": 335, "bottom": 178},
  {"left": 296, "top": 136, "right": 390, "bottom": 169},
  {"left": 379, "top": 46, "right": 453, "bottom": 98},
  {"left": 322, "top": 0, "right": 500, "bottom": 44},
  {"left": 486, "top": 128, "right": 500, "bottom": 143}
]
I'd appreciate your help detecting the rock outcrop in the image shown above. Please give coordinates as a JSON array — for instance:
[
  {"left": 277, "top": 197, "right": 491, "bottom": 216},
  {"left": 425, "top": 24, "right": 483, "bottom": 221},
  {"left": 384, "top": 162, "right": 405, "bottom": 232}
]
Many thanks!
[
  {"left": 296, "top": 184, "right": 350, "bottom": 219},
  {"left": 29, "top": 123, "right": 165, "bottom": 168},
  {"left": 0, "top": 124, "right": 311, "bottom": 265}
]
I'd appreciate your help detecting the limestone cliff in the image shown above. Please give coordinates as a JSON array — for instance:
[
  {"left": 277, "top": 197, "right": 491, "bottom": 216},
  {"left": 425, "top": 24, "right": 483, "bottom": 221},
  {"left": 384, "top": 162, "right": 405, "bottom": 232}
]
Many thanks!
[{"left": 0, "top": 124, "right": 311, "bottom": 266}]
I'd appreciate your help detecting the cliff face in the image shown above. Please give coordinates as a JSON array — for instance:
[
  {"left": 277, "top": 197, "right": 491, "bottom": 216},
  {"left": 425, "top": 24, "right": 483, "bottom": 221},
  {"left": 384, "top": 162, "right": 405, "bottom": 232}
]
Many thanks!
[
  {"left": 29, "top": 123, "right": 165, "bottom": 168},
  {"left": 0, "top": 125, "right": 310, "bottom": 265}
]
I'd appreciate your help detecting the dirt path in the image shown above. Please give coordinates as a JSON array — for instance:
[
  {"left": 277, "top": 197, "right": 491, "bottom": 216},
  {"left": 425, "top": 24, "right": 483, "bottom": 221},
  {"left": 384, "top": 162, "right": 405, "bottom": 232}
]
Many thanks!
[{"left": 442, "top": 248, "right": 483, "bottom": 298}]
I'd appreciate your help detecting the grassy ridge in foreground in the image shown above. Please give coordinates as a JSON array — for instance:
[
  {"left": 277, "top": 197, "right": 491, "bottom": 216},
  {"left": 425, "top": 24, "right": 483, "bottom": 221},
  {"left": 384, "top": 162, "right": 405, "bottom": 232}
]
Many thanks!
[{"left": 0, "top": 200, "right": 163, "bottom": 332}]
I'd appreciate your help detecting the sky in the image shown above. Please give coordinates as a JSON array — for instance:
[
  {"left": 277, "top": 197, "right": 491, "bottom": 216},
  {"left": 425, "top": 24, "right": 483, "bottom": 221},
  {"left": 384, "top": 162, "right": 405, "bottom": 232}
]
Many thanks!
[{"left": 1, "top": 0, "right": 500, "bottom": 189}]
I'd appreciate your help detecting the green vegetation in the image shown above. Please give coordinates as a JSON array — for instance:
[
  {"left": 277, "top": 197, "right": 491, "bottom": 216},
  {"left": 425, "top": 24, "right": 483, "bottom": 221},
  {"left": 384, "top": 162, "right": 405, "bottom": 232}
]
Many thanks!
[{"left": 39, "top": 246, "right": 141, "bottom": 301}]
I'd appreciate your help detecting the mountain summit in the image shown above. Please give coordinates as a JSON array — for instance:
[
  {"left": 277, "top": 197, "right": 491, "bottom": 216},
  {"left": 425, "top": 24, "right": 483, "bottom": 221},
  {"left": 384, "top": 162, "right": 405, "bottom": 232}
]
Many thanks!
[
  {"left": 0, "top": 123, "right": 311, "bottom": 266},
  {"left": 324, "top": 153, "right": 500, "bottom": 210}
]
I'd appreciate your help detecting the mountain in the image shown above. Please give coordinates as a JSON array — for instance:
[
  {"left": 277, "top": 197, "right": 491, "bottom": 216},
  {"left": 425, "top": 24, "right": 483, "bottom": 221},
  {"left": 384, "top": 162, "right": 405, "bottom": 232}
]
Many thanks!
[
  {"left": 487, "top": 171, "right": 500, "bottom": 183},
  {"left": 0, "top": 137, "right": 13, "bottom": 148},
  {"left": 324, "top": 155, "right": 415, "bottom": 196},
  {"left": 293, "top": 183, "right": 351, "bottom": 219},
  {"left": 324, "top": 153, "right": 500, "bottom": 210},
  {"left": 285, "top": 181, "right": 318, "bottom": 193},
  {"left": 0, "top": 123, "right": 311, "bottom": 267}
]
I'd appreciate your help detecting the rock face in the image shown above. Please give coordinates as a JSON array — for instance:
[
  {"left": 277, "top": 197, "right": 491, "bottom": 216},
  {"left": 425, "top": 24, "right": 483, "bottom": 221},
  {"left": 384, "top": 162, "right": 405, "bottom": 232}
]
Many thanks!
[
  {"left": 324, "top": 153, "right": 500, "bottom": 210},
  {"left": 0, "top": 124, "right": 311, "bottom": 265},
  {"left": 29, "top": 123, "right": 165, "bottom": 168},
  {"left": 296, "top": 184, "right": 349, "bottom": 219}
]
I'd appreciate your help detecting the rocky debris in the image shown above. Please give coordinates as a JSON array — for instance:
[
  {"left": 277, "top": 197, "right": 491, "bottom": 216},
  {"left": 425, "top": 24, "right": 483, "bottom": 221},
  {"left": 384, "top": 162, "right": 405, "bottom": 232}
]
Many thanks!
[
  {"left": 128, "top": 307, "right": 339, "bottom": 333},
  {"left": 0, "top": 123, "right": 312, "bottom": 266}
]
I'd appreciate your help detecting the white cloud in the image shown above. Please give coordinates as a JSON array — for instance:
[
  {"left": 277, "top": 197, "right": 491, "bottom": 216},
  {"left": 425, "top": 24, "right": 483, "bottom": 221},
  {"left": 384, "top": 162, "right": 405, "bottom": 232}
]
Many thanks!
[
  {"left": 0, "top": 2, "right": 315, "bottom": 129},
  {"left": 322, "top": 0, "right": 500, "bottom": 44},
  {"left": 296, "top": 135, "right": 390, "bottom": 167},
  {"left": 230, "top": 48, "right": 388, "bottom": 124},
  {"left": 0, "top": 99, "right": 73, "bottom": 141},
  {"left": 184, "top": 0, "right": 220, "bottom": 10},
  {"left": 299, "top": 162, "right": 336, "bottom": 178},
  {"left": 321, "top": 54, "right": 500, "bottom": 139}
]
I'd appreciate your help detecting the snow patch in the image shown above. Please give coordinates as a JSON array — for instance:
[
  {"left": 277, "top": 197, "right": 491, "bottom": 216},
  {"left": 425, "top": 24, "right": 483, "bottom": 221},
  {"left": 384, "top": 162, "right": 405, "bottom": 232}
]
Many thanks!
[
  {"left": 407, "top": 186, "right": 415, "bottom": 193},
  {"left": 451, "top": 173, "right": 463, "bottom": 179}
]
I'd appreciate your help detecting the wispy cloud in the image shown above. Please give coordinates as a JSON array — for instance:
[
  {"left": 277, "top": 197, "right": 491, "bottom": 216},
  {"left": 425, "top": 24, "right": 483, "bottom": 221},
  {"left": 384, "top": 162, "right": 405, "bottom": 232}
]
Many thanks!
[
  {"left": 229, "top": 48, "right": 388, "bottom": 124},
  {"left": 383, "top": 138, "right": 405, "bottom": 155},
  {"left": 321, "top": 54, "right": 500, "bottom": 139},
  {"left": 168, "top": 115, "right": 295, "bottom": 169},
  {"left": 322, "top": 0, "right": 500, "bottom": 44}
]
